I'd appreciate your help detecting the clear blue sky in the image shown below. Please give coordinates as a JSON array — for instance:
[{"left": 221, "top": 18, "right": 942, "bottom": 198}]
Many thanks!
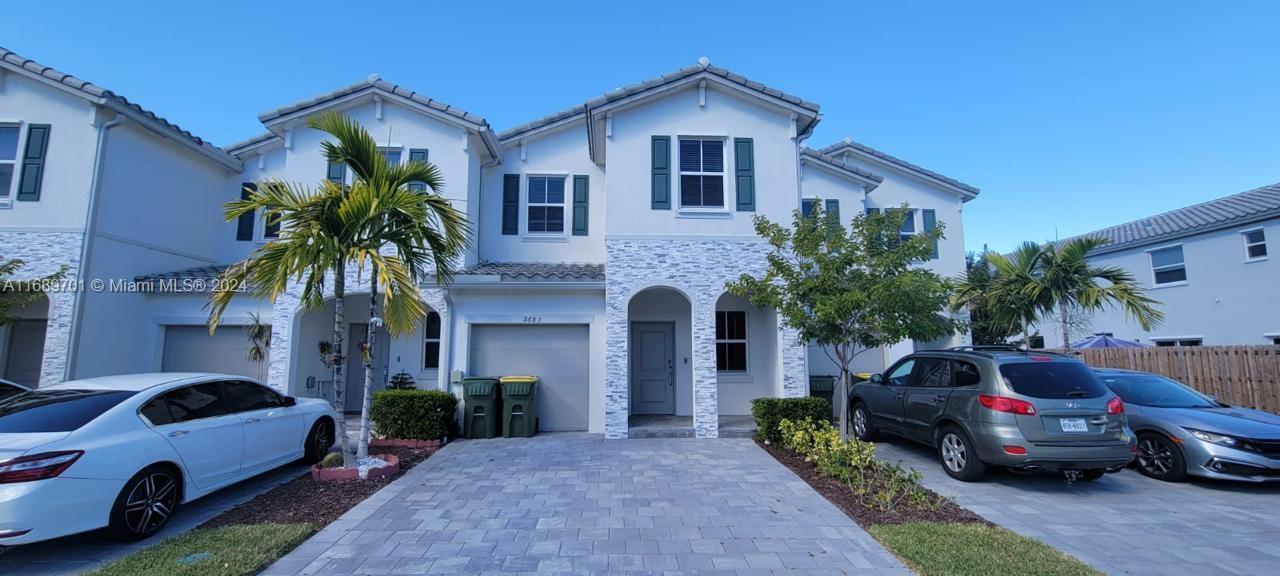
[{"left": 4, "top": 1, "right": 1278, "bottom": 253}]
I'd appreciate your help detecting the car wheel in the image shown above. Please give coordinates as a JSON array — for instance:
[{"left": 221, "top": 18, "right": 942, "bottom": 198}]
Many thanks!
[
  {"left": 303, "top": 418, "right": 335, "bottom": 464},
  {"left": 938, "top": 426, "right": 986, "bottom": 481},
  {"left": 851, "top": 403, "right": 878, "bottom": 442},
  {"left": 108, "top": 465, "right": 182, "bottom": 542},
  {"left": 1136, "top": 432, "right": 1187, "bottom": 482}
]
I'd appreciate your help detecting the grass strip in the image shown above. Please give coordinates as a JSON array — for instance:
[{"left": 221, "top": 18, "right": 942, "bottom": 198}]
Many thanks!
[
  {"left": 869, "top": 522, "right": 1103, "bottom": 576},
  {"left": 87, "top": 523, "right": 316, "bottom": 576}
]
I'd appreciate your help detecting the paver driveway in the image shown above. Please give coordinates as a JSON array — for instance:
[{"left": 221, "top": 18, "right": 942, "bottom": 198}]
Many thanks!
[
  {"left": 875, "top": 439, "right": 1280, "bottom": 576},
  {"left": 264, "top": 434, "right": 907, "bottom": 575}
]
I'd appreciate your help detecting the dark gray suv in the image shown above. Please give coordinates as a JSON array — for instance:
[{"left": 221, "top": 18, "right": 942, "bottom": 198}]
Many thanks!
[{"left": 850, "top": 347, "right": 1136, "bottom": 481}]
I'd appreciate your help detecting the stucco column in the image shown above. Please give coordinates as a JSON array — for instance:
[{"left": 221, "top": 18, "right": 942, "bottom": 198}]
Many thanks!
[
  {"left": 692, "top": 290, "right": 719, "bottom": 438},
  {"left": 604, "top": 280, "right": 630, "bottom": 439},
  {"left": 778, "top": 321, "right": 807, "bottom": 398}
]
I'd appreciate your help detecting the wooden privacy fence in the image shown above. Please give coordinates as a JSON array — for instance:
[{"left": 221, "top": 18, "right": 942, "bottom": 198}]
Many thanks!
[{"left": 1045, "top": 346, "right": 1280, "bottom": 413}]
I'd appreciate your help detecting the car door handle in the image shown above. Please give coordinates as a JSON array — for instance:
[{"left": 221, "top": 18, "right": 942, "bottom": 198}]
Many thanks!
[
  {"left": 244, "top": 417, "right": 261, "bottom": 424},
  {"left": 167, "top": 430, "right": 190, "bottom": 437},
  {"left": 894, "top": 392, "right": 905, "bottom": 400},
  {"left": 934, "top": 395, "right": 948, "bottom": 403}
]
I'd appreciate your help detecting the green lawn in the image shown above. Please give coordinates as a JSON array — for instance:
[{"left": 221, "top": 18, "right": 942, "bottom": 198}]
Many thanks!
[
  {"left": 869, "top": 522, "right": 1103, "bottom": 576},
  {"left": 87, "top": 523, "right": 316, "bottom": 576}
]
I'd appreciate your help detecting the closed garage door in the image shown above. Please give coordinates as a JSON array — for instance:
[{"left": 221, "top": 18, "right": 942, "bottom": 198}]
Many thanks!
[
  {"left": 162, "top": 326, "right": 267, "bottom": 382},
  {"left": 469, "top": 324, "right": 590, "bottom": 432}
]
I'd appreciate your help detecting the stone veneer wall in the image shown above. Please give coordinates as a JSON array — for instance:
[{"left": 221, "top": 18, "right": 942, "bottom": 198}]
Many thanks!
[
  {"left": 605, "top": 238, "right": 807, "bottom": 439},
  {"left": 0, "top": 230, "right": 84, "bottom": 387}
]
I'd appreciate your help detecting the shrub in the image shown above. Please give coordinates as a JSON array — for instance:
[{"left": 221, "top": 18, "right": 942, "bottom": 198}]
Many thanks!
[
  {"left": 751, "top": 397, "right": 831, "bottom": 442},
  {"left": 319, "top": 452, "right": 344, "bottom": 469},
  {"left": 370, "top": 389, "right": 458, "bottom": 441}
]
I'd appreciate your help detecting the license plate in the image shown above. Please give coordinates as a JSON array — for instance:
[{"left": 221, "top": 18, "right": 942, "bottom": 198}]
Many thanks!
[{"left": 1059, "top": 418, "right": 1089, "bottom": 433}]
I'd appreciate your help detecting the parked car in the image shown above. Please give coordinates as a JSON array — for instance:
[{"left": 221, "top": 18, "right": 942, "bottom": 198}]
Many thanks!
[
  {"left": 0, "top": 378, "right": 29, "bottom": 402},
  {"left": 0, "top": 373, "right": 336, "bottom": 545},
  {"left": 1096, "top": 368, "right": 1280, "bottom": 483},
  {"left": 850, "top": 347, "right": 1136, "bottom": 481}
]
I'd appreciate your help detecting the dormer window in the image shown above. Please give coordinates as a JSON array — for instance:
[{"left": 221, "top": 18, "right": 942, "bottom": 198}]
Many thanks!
[
  {"left": 527, "top": 175, "right": 566, "bottom": 234},
  {"left": 679, "top": 138, "right": 724, "bottom": 208}
]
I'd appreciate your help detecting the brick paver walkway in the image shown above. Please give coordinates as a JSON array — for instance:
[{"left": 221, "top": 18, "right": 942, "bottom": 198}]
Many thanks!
[{"left": 264, "top": 434, "right": 908, "bottom": 575}]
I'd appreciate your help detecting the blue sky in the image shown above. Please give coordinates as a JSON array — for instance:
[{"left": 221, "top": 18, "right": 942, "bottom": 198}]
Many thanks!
[{"left": 3, "top": 1, "right": 1278, "bottom": 253}]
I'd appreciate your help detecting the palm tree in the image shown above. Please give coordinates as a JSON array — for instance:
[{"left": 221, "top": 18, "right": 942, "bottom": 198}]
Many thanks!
[
  {"left": 1032, "top": 237, "right": 1164, "bottom": 346},
  {"left": 983, "top": 242, "right": 1046, "bottom": 346},
  {"left": 949, "top": 252, "right": 1019, "bottom": 345},
  {"left": 208, "top": 111, "right": 468, "bottom": 466}
]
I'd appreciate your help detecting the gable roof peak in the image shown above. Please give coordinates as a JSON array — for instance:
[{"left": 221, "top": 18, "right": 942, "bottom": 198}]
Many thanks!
[{"left": 697, "top": 56, "right": 711, "bottom": 68}]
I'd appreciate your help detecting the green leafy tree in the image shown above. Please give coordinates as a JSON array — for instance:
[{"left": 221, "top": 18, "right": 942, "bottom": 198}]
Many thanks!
[
  {"left": 949, "top": 252, "right": 1020, "bottom": 345},
  {"left": 208, "top": 112, "right": 468, "bottom": 466},
  {"left": 0, "top": 259, "right": 66, "bottom": 325},
  {"left": 727, "top": 203, "right": 959, "bottom": 426}
]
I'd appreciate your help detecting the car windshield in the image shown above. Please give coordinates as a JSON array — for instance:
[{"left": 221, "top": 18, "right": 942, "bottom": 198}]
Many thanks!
[
  {"left": 1098, "top": 373, "right": 1217, "bottom": 408},
  {"left": 0, "top": 389, "right": 136, "bottom": 433},
  {"left": 998, "top": 361, "right": 1109, "bottom": 399}
]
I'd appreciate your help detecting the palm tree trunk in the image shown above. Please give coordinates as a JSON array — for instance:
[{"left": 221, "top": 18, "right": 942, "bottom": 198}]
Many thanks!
[
  {"left": 1060, "top": 302, "right": 1070, "bottom": 348},
  {"left": 357, "top": 265, "right": 379, "bottom": 461},
  {"left": 1023, "top": 318, "right": 1031, "bottom": 349},
  {"left": 331, "top": 260, "right": 354, "bottom": 467}
]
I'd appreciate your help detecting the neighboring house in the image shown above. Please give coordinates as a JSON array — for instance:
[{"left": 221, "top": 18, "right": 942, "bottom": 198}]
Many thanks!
[
  {"left": 1037, "top": 184, "right": 1280, "bottom": 348},
  {"left": 2, "top": 47, "right": 979, "bottom": 438}
]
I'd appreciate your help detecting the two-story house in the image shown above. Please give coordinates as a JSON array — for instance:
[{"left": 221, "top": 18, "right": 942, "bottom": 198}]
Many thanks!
[
  {"left": 2, "top": 47, "right": 979, "bottom": 439},
  {"left": 1037, "top": 184, "right": 1279, "bottom": 348}
]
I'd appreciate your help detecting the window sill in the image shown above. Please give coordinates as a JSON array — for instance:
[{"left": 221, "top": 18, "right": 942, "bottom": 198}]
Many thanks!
[
  {"left": 676, "top": 209, "right": 732, "bottom": 219},
  {"left": 521, "top": 234, "right": 568, "bottom": 243},
  {"left": 716, "top": 371, "right": 751, "bottom": 382},
  {"left": 1151, "top": 281, "right": 1188, "bottom": 289},
  {"left": 1245, "top": 257, "right": 1268, "bottom": 264}
]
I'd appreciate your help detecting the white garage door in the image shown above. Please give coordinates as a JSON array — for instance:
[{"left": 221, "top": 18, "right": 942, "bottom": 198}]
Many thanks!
[
  {"left": 469, "top": 324, "right": 590, "bottom": 432},
  {"left": 162, "top": 326, "right": 267, "bottom": 382}
]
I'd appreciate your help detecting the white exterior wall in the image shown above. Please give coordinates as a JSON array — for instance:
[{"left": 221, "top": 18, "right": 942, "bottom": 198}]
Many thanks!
[
  {"left": 1039, "top": 218, "right": 1280, "bottom": 348},
  {"left": 479, "top": 120, "right": 605, "bottom": 263}
]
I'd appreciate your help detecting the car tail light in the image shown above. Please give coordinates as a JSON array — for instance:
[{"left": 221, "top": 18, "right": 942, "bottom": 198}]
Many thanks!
[
  {"left": 0, "top": 451, "right": 84, "bottom": 484},
  {"left": 979, "top": 394, "right": 1037, "bottom": 415},
  {"left": 1106, "top": 397, "right": 1125, "bottom": 415},
  {"left": 1002, "top": 445, "right": 1028, "bottom": 455}
]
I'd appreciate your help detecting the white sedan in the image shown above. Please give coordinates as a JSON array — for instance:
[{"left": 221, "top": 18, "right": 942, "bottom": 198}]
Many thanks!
[{"left": 0, "top": 373, "right": 336, "bottom": 545}]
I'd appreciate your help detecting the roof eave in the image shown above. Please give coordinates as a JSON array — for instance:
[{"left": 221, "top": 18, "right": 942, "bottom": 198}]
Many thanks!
[
  {"left": 801, "top": 156, "right": 882, "bottom": 191},
  {"left": 829, "top": 143, "right": 979, "bottom": 200},
  {"left": 1087, "top": 210, "right": 1280, "bottom": 257}
]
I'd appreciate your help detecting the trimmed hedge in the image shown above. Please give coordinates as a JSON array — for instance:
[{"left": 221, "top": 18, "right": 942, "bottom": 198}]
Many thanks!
[
  {"left": 370, "top": 389, "right": 458, "bottom": 441},
  {"left": 751, "top": 396, "right": 831, "bottom": 442}
]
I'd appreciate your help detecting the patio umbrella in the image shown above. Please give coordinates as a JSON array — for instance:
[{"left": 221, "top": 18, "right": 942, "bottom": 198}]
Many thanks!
[{"left": 1069, "top": 334, "right": 1149, "bottom": 349}]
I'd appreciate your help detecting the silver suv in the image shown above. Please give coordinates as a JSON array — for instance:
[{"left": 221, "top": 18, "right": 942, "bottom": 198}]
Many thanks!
[{"left": 850, "top": 347, "right": 1136, "bottom": 481}]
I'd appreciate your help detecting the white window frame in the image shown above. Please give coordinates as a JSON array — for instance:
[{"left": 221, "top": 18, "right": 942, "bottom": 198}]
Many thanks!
[
  {"left": 715, "top": 309, "right": 749, "bottom": 373},
  {"left": 889, "top": 207, "right": 918, "bottom": 243},
  {"left": 1147, "top": 244, "right": 1187, "bottom": 287},
  {"left": 0, "top": 121, "right": 23, "bottom": 210},
  {"left": 378, "top": 146, "right": 403, "bottom": 167},
  {"left": 423, "top": 311, "right": 441, "bottom": 370},
  {"left": 1242, "top": 227, "right": 1268, "bottom": 262},
  {"left": 524, "top": 173, "right": 568, "bottom": 237},
  {"left": 677, "top": 136, "right": 728, "bottom": 211}
]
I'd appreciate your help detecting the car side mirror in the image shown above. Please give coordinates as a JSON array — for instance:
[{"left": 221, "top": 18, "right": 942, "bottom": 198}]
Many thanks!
[
  {"left": 283, "top": 396, "right": 297, "bottom": 407},
  {"left": 954, "top": 371, "right": 981, "bottom": 387},
  {"left": 869, "top": 374, "right": 884, "bottom": 385}
]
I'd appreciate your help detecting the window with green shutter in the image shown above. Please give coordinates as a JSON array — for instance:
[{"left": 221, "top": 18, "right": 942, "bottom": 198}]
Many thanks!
[
  {"left": 922, "top": 209, "right": 939, "bottom": 259},
  {"left": 16, "top": 124, "right": 50, "bottom": 201},
  {"left": 408, "top": 148, "right": 429, "bottom": 192},
  {"left": 651, "top": 136, "right": 670, "bottom": 209},
  {"left": 502, "top": 174, "right": 520, "bottom": 235},
  {"left": 326, "top": 160, "right": 345, "bottom": 184},
  {"left": 734, "top": 138, "right": 755, "bottom": 211},
  {"left": 572, "top": 175, "right": 589, "bottom": 236},
  {"left": 236, "top": 183, "right": 256, "bottom": 241}
]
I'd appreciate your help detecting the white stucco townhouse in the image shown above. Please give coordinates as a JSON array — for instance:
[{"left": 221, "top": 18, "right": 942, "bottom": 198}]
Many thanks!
[{"left": 1, "top": 47, "right": 979, "bottom": 438}]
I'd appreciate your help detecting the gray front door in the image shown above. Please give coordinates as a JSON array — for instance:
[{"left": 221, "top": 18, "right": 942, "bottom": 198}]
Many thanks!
[
  {"left": 4, "top": 320, "right": 46, "bottom": 387},
  {"left": 630, "top": 322, "right": 674, "bottom": 415},
  {"left": 345, "top": 323, "right": 389, "bottom": 413}
]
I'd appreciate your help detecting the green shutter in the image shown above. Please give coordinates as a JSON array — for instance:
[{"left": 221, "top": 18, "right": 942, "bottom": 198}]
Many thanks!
[
  {"left": 923, "top": 209, "right": 939, "bottom": 259},
  {"left": 502, "top": 174, "right": 520, "bottom": 235},
  {"left": 16, "top": 124, "right": 50, "bottom": 201},
  {"left": 866, "top": 207, "right": 880, "bottom": 216},
  {"left": 236, "top": 183, "right": 256, "bottom": 241},
  {"left": 651, "top": 136, "right": 670, "bottom": 210},
  {"left": 734, "top": 138, "right": 755, "bottom": 211},
  {"left": 572, "top": 175, "right": 589, "bottom": 236},
  {"left": 825, "top": 199, "right": 840, "bottom": 235},
  {"left": 326, "top": 160, "right": 346, "bottom": 184},
  {"left": 408, "top": 148, "right": 428, "bottom": 163}
]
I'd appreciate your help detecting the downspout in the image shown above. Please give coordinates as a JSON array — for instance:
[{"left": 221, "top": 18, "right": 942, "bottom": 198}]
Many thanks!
[{"left": 65, "top": 108, "right": 124, "bottom": 381}]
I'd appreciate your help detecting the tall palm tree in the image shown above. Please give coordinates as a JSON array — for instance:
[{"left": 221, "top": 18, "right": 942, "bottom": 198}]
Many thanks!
[
  {"left": 1032, "top": 237, "right": 1164, "bottom": 346},
  {"left": 208, "top": 111, "right": 468, "bottom": 466},
  {"left": 984, "top": 242, "right": 1046, "bottom": 346}
]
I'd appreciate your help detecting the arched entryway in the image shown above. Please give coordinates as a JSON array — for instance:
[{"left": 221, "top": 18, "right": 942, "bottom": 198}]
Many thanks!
[{"left": 627, "top": 286, "right": 693, "bottom": 418}]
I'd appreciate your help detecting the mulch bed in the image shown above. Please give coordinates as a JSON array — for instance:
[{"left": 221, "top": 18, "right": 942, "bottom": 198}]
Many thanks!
[
  {"left": 204, "top": 446, "right": 435, "bottom": 529},
  {"left": 758, "top": 440, "right": 988, "bottom": 527}
]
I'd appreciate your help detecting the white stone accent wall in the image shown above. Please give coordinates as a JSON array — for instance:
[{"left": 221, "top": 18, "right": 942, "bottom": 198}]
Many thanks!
[
  {"left": 0, "top": 231, "right": 84, "bottom": 387},
  {"left": 605, "top": 237, "right": 807, "bottom": 439}
]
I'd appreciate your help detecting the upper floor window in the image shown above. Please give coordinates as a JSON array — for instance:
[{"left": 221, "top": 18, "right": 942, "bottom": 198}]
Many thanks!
[
  {"left": 679, "top": 138, "right": 724, "bottom": 208},
  {"left": 1150, "top": 245, "right": 1187, "bottom": 285},
  {"left": 715, "top": 310, "right": 747, "bottom": 372},
  {"left": 527, "top": 175, "right": 565, "bottom": 234},
  {"left": 0, "top": 125, "right": 18, "bottom": 205},
  {"left": 379, "top": 148, "right": 401, "bottom": 166},
  {"left": 801, "top": 198, "right": 818, "bottom": 217},
  {"left": 1155, "top": 338, "right": 1201, "bottom": 347},
  {"left": 1243, "top": 229, "right": 1267, "bottom": 260},
  {"left": 897, "top": 208, "right": 917, "bottom": 243},
  {"left": 423, "top": 311, "right": 441, "bottom": 370}
]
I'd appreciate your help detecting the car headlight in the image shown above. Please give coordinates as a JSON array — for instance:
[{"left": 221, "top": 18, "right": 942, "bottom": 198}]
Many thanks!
[{"left": 1185, "top": 428, "right": 1239, "bottom": 447}]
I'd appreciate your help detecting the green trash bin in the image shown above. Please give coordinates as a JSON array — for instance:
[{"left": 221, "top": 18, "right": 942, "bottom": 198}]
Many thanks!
[
  {"left": 499, "top": 376, "right": 539, "bottom": 437},
  {"left": 809, "top": 376, "right": 836, "bottom": 421},
  {"left": 463, "top": 377, "right": 501, "bottom": 439}
]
